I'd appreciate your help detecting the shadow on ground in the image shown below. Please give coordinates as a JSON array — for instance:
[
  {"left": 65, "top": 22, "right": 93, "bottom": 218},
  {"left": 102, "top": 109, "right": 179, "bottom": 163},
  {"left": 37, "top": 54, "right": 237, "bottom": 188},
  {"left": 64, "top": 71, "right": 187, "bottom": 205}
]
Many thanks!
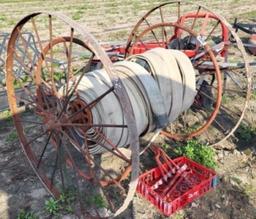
[{"left": 183, "top": 176, "right": 256, "bottom": 219}]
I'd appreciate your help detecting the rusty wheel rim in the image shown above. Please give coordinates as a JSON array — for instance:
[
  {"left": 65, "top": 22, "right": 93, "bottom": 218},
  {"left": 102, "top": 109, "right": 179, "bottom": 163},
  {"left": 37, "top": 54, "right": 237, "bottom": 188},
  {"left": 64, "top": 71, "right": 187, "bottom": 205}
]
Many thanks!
[
  {"left": 126, "top": 22, "right": 222, "bottom": 141},
  {"left": 6, "top": 12, "right": 139, "bottom": 218},
  {"left": 125, "top": 1, "right": 251, "bottom": 146}
]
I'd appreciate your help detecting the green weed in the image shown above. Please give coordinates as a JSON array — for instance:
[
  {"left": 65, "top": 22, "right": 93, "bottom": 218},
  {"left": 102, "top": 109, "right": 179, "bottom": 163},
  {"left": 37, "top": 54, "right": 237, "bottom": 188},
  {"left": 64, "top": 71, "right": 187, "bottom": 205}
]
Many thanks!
[
  {"left": 162, "top": 143, "right": 169, "bottom": 152},
  {"left": 85, "top": 194, "right": 106, "bottom": 209},
  {"left": 235, "top": 124, "right": 256, "bottom": 142},
  {"left": 0, "top": 109, "right": 12, "bottom": 121},
  {"left": 244, "top": 183, "right": 256, "bottom": 197},
  {"left": 72, "top": 10, "right": 83, "bottom": 20},
  {"left": 45, "top": 198, "right": 59, "bottom": 216},
  {"left": 108, "top": 30, "right": 129, "bottom": 41},
  {"left": 251, "top": 90, "right": 256, "bottom": 100},
  {"left": 59, "top": 189, "right": 76, "bottom": 214},
  {"left": 6, "top": 131, "right": 18, "bottom": 143},
  {"left": 184, "top": 122, "right": 201, "bottom": 133},
  {"left": 17, "top": 209, "right": 38, "bottom": 219},
  {"left": 45, "top": 189, "right": 76, "bottom": 216},
  {"left": 0, "top": 15, "right": 7, "bottom": 22},
  {"left": 175, "top": 140, "right": 217, "bottom": 169},
  {"left": 173, "top": 211, "right": 186, "bottom": 219},
  {"left": 222, "top": 94, "right": 232, "bottom": 104},
  {"left": 0, "top": 110, "right": 13, "bottom": 132}
]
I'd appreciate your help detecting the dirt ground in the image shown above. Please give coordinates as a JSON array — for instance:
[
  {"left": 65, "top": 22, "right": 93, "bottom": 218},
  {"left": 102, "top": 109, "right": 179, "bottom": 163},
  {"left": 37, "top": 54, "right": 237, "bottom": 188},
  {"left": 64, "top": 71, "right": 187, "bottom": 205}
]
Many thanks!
[
  {"left": 0, "top": 118, "right": 256, "bottom": 219},
  {"left": 0, "top": 0, "right": 256, "bottom": 219}
]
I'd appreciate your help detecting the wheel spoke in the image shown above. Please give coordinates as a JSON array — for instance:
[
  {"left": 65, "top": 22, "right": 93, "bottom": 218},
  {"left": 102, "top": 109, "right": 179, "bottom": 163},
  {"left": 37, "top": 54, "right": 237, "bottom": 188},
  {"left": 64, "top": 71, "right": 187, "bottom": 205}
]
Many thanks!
[
  {"left": 191, "top": 6, "right": 201, "bottom": 31},
  {"left": 59, "top": 68, "right": 89, "bottom": 116},
  {"left": 61, "top": 138, "right": 86, "bottom": 216},
  {"left": 205, "top": 20, "right": 221, "bottom": 41},
  {"left": 186, "top": 6, "right": 201, "bottom": 45},
  {"left": 196, "top": 88, "right": 241, "bottom": 118},
  {"left": 68, "top": 86, "right": 115, "bottom": 120},
  {"left": 143, "top": 18, "right": 161, "bottom": 46},
  {"left": 23, "top": 128, "right": 49, "bottom": 149},
  {"left": 16, "top": 119, "right": 43, "bottom": 125},
  {"left": 19, "top": 37, "right": 35, "bottom": 72},
  {"left": 61, "top": 129, "right": 126, "bottom": 192},
  {"left": 66, "top": 28, "right": 74, "bottom": 96},
  {"left": 37, "top": 130, "right": 54, "bottom": 169},
  {"left": 200, "top": 13, "right": 210, "bottom": 36},
  {"left": 177, "top": 2, "right": 181, "bottom": 19},
  {"left": 80, "top": 137, "right": 95, "bottom": 177},
  {"left": 205, "top": 83, "right": 246, "bottom": 95},
  {"left": 159, "top": 7, "right": 168, "bottom": 46},
  {"left": 31, "top": 18, "right": 51, "bottom": 73},
  {"left": 93, "top": 129, "right": 130, "bottom": 162},
  {"left": 50, "top": 140, "right": 59, "bottom": 189},
  {"left": 13, "top": 50, "right": 35, "bottom": 74},
  {"left": 48, "top": 15, "right": 57, "bottom": 94},
  {"left": 57, "top": 138, "right": 66, "bottom": 190},
  {"left": 213, "top": 117, "right": 228, "bottom": 133}
]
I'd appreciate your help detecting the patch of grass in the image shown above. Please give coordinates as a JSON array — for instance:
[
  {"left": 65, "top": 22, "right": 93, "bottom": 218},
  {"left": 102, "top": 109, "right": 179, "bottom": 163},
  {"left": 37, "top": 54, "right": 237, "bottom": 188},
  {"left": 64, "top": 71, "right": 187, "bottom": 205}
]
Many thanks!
[
  {"left": 244, "top": 183, "right": 256, "bottom": 197},
  {"left": 85, "top": 194, "right": 107, "bottom": 209},
  {"left": 251, "top": 90, "right": 256, "bottom": 100},
  {"left": 162, "top": 143, "right": 169, "bottom": 152},
  {"left": 108, "top": 30, "right": 129, "bottom": 41},
  {"left": 72, "top": 10, "right": 83, "bottom": 20},
  {"left": 132, "top": 1, "right": 140, "bottom": 9},
  {"left": 59, "top": 189, "right": 75, "bottom": 205},
  {"left": 105, "top": 1, "right": 118, "bottom": 8},
  {"left": 58, "top": 189, "right": 76, "bottom": 214},
  {"left": 17, "top": 209, "right": 38, "bottom": 219},
  {"left": 81, "top": 4, "right": 95, "bottom": 10},
  {"left": 222, "top": 94, "right": 232, "bottom": 104},
  {"left": 184, "top": 122, "right": 201, "bottom": 133},
  {"left": 105, "top": 7, "right": 118, "bottom": 14},
  {"left": 6, "top": 131, "right": 18, "bottom": 143},
  {"left": 173, "top": 211, "right": 186, "bottom": 219},
  {"left": 239, "top": 10, "right": 256, "bottom": 19},
  {"left": 0, "top": 15, "right": 7, "bottom": 22},
  {"left": 0, "top": 0, "right": 35, "bottom": 3},
  {"left": 80, "top": 5, "right": 88, "bottom": 10},
  {"left": 175, "top": 140, "right": 217, "bottom": 169},
  {"left": 53, "top": 71, "right": 65, "bottom": 81},
  {"left": 45, "top": 190, "right": 76, "bottom": 216},
  {"left": 0, "top": 110, "right": 13, "bottom": 132},
  {"left": 45, "top": 198, "right": 59, "bottom": 216},
  {"left": 235, "top": 124, "right": 256, "bottom": 142},
  {"left": 7, "top": 18, "right": 16, "bottom": 26},
  {"left": 0, "top": 109, "right": 12, "bottom": 121}
]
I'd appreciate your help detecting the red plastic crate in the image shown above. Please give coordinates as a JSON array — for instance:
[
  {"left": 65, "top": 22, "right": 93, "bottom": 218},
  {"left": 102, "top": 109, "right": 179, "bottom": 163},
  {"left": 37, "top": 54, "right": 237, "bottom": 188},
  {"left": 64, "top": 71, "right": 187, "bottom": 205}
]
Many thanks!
[{"left": 136, "top": 156, "right": 218, "bottom": 216}]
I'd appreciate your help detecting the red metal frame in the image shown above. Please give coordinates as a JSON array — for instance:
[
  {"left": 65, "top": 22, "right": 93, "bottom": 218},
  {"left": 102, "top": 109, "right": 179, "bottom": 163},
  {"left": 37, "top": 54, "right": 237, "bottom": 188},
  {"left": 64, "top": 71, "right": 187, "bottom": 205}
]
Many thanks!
[{"left": 174, "top": 11, "right": 229, "bottom": 57}]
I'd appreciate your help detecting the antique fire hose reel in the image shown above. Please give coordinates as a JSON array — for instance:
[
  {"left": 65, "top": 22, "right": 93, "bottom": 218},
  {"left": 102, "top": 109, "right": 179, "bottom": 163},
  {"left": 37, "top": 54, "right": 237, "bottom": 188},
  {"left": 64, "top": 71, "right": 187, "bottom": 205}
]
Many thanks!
[
  {"left": 5, "top": 1, "right": 252, "bottom": 217},
  {"left": 68, "top": 47, "right": 197, "bottom": 154}
]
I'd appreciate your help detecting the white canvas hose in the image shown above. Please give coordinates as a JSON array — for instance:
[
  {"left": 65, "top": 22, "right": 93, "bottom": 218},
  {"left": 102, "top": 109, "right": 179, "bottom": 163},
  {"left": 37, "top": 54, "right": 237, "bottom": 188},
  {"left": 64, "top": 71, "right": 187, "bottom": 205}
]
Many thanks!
[
  {"left": 128, "top": 48, "right": 197, "bottom": 123},
  {"left": 65, "top": 48, "right": 196, "bottom": 154},
  {"left": 114, "top": 61, "right": 168, "bottom": 130},
  {"left": 168, "top": 49, "right": 197, "bottom": 112}
]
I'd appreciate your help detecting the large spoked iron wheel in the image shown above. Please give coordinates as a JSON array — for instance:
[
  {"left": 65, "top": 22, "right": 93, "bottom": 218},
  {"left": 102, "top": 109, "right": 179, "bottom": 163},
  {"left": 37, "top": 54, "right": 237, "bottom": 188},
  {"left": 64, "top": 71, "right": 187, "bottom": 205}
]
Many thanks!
[
  {"left": 6, "top": 12, "right": 139, "bottom": 218},
  {"left": 126, "top": 22, "right": 222, "bottom": 142},
  {"left": 125, "top": 1, "right": 251, "bottom": 146}
]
